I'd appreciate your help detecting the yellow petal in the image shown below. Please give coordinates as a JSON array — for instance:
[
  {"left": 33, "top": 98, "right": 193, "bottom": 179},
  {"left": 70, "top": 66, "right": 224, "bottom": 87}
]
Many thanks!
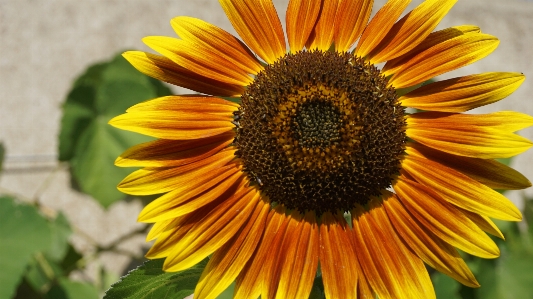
[
  {"left": 406, "top": 142, "right": 531, "bottom": 190},
  {"left": 388, "top": 33, "right": 499, "bottom": 89},
  {"left": 146, "top": 218, "right": 179, "bottom": 242},
  {"left": 460, "top": 208, "right": 505, "bottom": 240},
  {"left": 163, "top": 188, "right": 259, "bottom": 272},
  {"left": 118, "top": 149, "right": 236, "bottom": 195},
  {"left": 319, "top": 212, "right": 358, "bottom": 299},
  {"left": 116, "top": 131, "right": 234, "bottom": 168},
  {"left": 143, "top": 36, "right": 253, "bottom": 86},
  {"left": 122, "top": 51, "right": 244, "bottom": 96},
  {"left": 394, "top": 177, "right": 500, "bottom": 258},
  {"left": 383, "top": 25, "right": 480, "bottom": 76},
  {"left": 219, "top": 0, "right": 286, "bottom": 64},
  {"left": 171, "top": 16, "right": 263, "bottom": 75},
  {"left": 306, "top": 0, "right": 339, "bottom": 51},
  {"left": 194, "top": 199, "right": 270, "bottom": 299},
  {"left": 109, "top": 110, "right": 234, "bottom": 140},
  {"left": 354, "top": 0, "right": 411, "bottom": 58},
  {"left": 383, "top": 192, "right": 479, "bottom": 287},
  {"left": 406, "top": 117, "right": 533, "bottom": 159},
  {"left": 334, "top": 0, "right": 373, "bottom": 52},
  {"left": 407, "top": 111, "right": 533, "bottom": 133},
  {"left": 369, "top": 0, "right": 458, "bottom": 63},
  {"left": 352, "top": 202, "right": 436, "bottom": 299},
  {"left": 399, "top": 72, "right": 526, "bottom": 112},
  {"left": 401, "top": 154, "right": 522, "bottom": 221},
  {"left": 286, "top": 0, "right": 321, "bottom": 52}
]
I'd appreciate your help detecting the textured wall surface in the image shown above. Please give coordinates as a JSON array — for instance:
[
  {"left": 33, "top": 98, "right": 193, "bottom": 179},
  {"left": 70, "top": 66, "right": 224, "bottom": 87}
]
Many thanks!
[{"left": 1, "top": 0, "right": 532, "bottom": 281}]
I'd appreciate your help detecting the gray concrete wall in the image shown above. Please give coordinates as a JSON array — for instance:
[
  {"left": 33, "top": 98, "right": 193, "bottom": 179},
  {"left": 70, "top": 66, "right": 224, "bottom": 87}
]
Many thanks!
[{"left": 1, "top": 0, "right": 532, "bottom": 281}]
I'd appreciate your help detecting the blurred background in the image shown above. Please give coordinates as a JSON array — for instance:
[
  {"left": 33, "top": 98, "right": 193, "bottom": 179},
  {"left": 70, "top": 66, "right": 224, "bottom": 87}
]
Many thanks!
[{"left": 0, "top": 0, "right": 532, "bottom": 298}]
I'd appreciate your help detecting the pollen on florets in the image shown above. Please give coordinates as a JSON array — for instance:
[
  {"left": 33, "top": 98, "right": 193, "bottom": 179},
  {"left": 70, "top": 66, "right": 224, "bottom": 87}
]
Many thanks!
[{"left": 234, "top": 50, "right": 406, "bottom": 215}]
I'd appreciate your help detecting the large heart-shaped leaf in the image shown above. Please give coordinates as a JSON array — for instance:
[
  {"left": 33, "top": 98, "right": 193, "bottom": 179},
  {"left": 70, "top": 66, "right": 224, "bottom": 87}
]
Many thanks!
[{"left": 58, "top": 53, "right": 171, "bottom": 207}]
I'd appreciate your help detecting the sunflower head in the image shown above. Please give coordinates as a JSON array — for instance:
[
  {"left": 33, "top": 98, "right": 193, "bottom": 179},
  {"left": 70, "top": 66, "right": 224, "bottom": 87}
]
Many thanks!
[
  {"left": 235, "top": 50, "right": 406, "bottom": 214},
  {"left": 109, "top": 0, "right": 532, "bottom": 298}
]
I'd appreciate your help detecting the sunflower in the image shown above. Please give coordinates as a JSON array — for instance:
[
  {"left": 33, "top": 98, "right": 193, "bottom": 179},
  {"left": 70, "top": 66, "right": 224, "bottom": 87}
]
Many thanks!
[{"left": 109, "top": 0, "right": 533, "bottom": 298}]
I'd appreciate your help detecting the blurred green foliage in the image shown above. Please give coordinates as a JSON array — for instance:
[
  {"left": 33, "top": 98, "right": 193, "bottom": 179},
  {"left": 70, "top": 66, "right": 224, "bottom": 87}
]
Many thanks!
[
  {"left": 0, "top": 196, "right": 98, "bottom": 299},
  {"left": 58, "top": 53, "right": 171, "bottom": 207}
]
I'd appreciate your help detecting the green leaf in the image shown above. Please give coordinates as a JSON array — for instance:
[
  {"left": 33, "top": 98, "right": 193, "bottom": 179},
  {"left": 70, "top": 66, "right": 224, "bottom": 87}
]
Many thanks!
[
  {"left": 58, "top": 53, "right": 171, "bottom": 207},
  {"left": 0, "top": 196, "right": 52, "bottom": 299},
  {"left": 432, "top": 272, "right": 462, "bottom": 299},
  {"left": 45, "top": 213, "right": 72, "bottom": 262},
  {"left": 45, "top": 278, "right": 99, "bottom": 299},
  {"left": 58, "top": 63, "right": 105, "bottom": 161},
  {"left": 24, "top": 253, "right": 63, "bottom": 294},
  {"left": 70, "top": 118, "right": 149, "bottom": 207},
  {"left": 104, "top": 259, "right": 207, "bottom": 299}
]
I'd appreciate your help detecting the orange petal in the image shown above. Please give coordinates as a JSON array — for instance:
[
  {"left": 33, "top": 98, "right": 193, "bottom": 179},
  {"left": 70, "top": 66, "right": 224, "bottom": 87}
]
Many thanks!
[
  {"left": 116, "top": 131, "right": 235, "bottom": 168},
  {"left": 171, "top": 16, "right": 263, "bottom": 75},
  {"left": 143, "top": 36, "right": 253, "bottom": 86},
  {"left": 126, "top": 95, "right": 239, "bottom": 113},
  {"left": 399, "top": 73, "right": 526, "bottom": 112},
  {"left": 369, "top": 0, "right": 457, "bottom": 63},
  {"left": 394, "top": 177, "right": 500, "bottom": 258},
  {"left": 388, "top": 33, "right": 499, "bottom": 88},
  {"left": 406, "top": 116, "right": 533, "bottom": 159},
  {"left": 118, "top": 148, "right": 236, "bottom": 195},
  {"left": 286, "top": 0, "right": 321, "bottom": 52},
  {"left": 163, "top": 187, "right": 259, "bottom": 272},
  {"left": 234, "top": 206, "right": 289, "bottom": 299},
  {"left": 268, "top": 211, "right": 319, "bottom": 299},
  {"left": 383, "top": 192, "right": 479, "bottom": 287},
  {"left": 354, "top": 0, "right": 411, "bottom": 58},
  {"left": 122, "top": 51, "right": 244, "bottom": 96},
  {"left": 219, "top": 0, "right": 286, "bottom": 64},
  {"left": 401, "top": 155, "right": 522, "bottom": 221},
  {"left": 138, "top": 167, "right": 245, "bottom": 223},
  {"left": 194, "top": 199, "right": 270, "bottom": 299},
  {"left": 460, "top": 208, "right": 505, "bottom": 240},
  {"left": 357, "top": 269, "right": 374, "bottom": 299},
  {"left": 319, "top": 212, "right": 358, "bottom": 299},
  {"left": 146, "top": 211, "right": 204, "bottom": 259},
  {"left": 383, "top": 25, "right": 480, "bottom": 76},
  {"left": 407, "top": 111, "right": 533, "bottom": 133},
  {"left": 334, "top": 0, "right": 373, "bottom": 52},
  {"left": 406, "top": 142, "right": 531, "bottom": 190},
  {"left": 305, "top": 0, "right": 338, "bottom": 51},
  {"left": 352, "top": 202, "right": 435, "bottom": 299}
]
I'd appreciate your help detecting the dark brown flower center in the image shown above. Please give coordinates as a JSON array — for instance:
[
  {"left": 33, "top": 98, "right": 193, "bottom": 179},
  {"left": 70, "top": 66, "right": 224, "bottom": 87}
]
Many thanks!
[{"left": 234, "top": 50, "right": 406, "bottom": 215}]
